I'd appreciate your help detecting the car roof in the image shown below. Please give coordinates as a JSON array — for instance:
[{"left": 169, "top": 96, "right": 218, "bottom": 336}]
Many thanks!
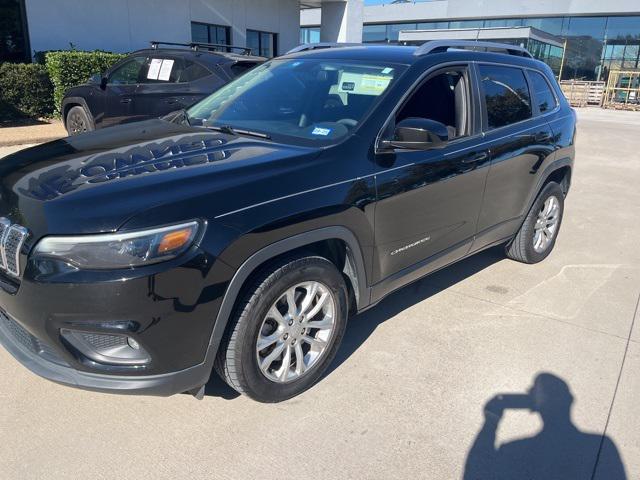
[
  {"left": 283, "top": 45, "right": 419, "bottom": 64},
  {"left": 130, "top": 47, "right": 267, "bottom": 66},
  {"left": 281, "top": 43, "right": 544, "bottom": 70}
]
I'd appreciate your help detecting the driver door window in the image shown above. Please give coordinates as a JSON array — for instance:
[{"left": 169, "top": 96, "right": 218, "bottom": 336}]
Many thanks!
[
  {"left": 103, "top": 56, "right": 146, "bottom": 127},
  {"left": 108, "top": 56, "right": 146, "bottom": 85},
  {"left": 394, "top": 69, "right": 470, "bottom": 140}
]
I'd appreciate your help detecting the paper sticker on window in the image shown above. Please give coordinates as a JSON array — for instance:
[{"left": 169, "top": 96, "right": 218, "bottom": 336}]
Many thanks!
[
  {"left": 312, "top": 127, "right": 332, "bottom": 136},
  {"left": 147, "top": 59, "right": 163, "bottom": 80},
  {"left": 338, "top": 72, "right": 391, "bottom": 95},
  {"left": 158, "top": 59, "right": 174, "bottom": 81},
  {"left": 147, "top": 58, "right": 174, "bottom": 81}
]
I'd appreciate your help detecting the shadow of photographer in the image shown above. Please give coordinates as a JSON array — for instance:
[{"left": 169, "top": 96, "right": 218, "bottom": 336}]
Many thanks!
[{"left": 464, "top": 373, "right": 626, "bottom": 480}]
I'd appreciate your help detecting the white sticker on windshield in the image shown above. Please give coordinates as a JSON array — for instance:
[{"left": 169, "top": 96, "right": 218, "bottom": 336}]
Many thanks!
[
  {"left": 147, "top": 58, "right": 163, "bottom": 80},
  {"left": 312, "top": 127, "right": 332, "bottom": 136},
  {"left": 158, "top": 59, "right": 174, "bottom": 81},
  {"left": 381, "top": 67, "right": 393, "bottom": 74}
]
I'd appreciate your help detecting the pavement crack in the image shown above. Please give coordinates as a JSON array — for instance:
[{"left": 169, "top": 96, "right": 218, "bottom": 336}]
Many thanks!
[
  {"left": 444, "top": 288, "right": 630, "bottom": 341},
  {"left": 590, "top": 290, "right": 640, "bottom": 480}
]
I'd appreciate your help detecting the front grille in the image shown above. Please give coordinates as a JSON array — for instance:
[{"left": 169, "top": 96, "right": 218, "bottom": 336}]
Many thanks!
[
  {"left": 0, "top": 217, "right": 29, "bottom": 278},
  {"left": 78, "top": 332, "right": 128, "bottom": 350},
  {"left": 0, "top": 311, "right": 68, "bottom": 366}
]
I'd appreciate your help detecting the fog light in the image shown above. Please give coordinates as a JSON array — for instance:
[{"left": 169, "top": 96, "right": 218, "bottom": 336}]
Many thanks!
[{"left": 61, "top": 329, "right": 150, "bottom": 366}]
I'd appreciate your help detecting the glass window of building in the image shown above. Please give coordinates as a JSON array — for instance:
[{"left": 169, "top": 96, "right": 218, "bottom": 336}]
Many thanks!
[
  {"left": 416, "top": 21, "right": 450, "bottom": 30},
  {"left": 479, "top": 65, "right": 532, "bottom": 129},
  {"left": 563, "top": 16, "right": 607, "bottom": 39},
  {"left": 191, "top": 22, "right": 231, "bottom": 51},
  {"left": 606, "top": 16, "right": 640, "bottom": 40},
  {"left": 247, "top": 30, "right": 277, "bottom": 57},
  {"left": 528, "top": 70, "right": 558, "bottom": 114},
  {"left": 522, "top": 17, "right": 566, "bottom": 36},
  {"left": 387, "top": 23, "right": 417, "bottom": 42},
  {"left": 484, "top": 18, "right": 524, "bottom": 28},
  {"left": 300, "top": 27, "right": 320, "bottom": 44},
  {"left": 449, "top": 20, "right": 485, "bottom": 29},
  {"left": 0, "top": 0, "right": 29, "bottom": 62},
  {"left": 363, "top": 24, "right": 388, "bottom": 43}
]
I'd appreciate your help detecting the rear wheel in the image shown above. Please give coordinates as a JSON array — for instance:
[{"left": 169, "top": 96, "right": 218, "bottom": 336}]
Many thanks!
[
  {"left": 65, "top": 106, "right": 93, "bottom": 135},
  {"left": 215, "top": 255, "right": 348, "bottom": 402},
  {"left": 506, "top": 181, "right": 564, "bottom": 264}
]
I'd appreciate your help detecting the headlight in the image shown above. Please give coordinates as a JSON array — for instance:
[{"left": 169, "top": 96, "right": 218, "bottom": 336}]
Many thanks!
[{"left": 33, "top": 221, "right": 200, "bottom": 269}]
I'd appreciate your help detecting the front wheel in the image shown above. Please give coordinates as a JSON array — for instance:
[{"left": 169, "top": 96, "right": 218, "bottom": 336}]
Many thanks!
[
  {"left": 215, "top": 255, "right": 348, "bottom": 402},
  {"left": 65, "top": 105, "right": 94, "bottom": 136},
  {"left": 506, "top": 181, "right": 565, "bottom": 264}
]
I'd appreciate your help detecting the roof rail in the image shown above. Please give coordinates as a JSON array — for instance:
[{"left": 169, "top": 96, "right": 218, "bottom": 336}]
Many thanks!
[
  {"left": 286, "top": 42, "right": 362, "bottom": 54},
  {"left": 414, "top": 40, "right": 533, "bottom": 58},
  {"left": 150, "top": 41, "right": 252, "bottom": 55}
]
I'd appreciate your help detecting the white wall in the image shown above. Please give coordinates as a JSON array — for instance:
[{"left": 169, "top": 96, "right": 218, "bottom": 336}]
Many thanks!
[
  {"left": 25, "top": 0, "right": 300, "bottom": 56},
  {"left": 302, "top": 0, "right": 640, "bottom": 26}
]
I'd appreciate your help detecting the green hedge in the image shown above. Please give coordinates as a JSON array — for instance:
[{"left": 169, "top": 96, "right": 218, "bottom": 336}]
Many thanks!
[
  {"left": 0, "top": 62, "right": 54, "bottom": 120},
  {"left": 45, "top": 50, "right": 126, "bottom": 115}
]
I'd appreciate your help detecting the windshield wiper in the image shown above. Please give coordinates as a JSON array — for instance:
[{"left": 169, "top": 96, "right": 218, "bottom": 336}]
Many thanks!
[
  {"left": 215, "top": 125, "right": 237, "bottom": 136},
  {"left": 207, "top": 125, "right": 271, "bottom": 140}
]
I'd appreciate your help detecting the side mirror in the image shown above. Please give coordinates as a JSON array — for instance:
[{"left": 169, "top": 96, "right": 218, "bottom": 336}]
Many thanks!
[
  {"left": 381, "top": 117, "right": 450, "bottom": 151},
  {"left": 90, "top": 74, "right": 108, "bottom": 89}
]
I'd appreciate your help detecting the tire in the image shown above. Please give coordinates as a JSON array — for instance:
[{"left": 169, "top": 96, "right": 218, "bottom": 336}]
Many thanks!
[
  {"left": 215, "top": 255, "right": 348, "bottom": 402},
  {"left": 65, "top": 105, "right": 94, "bottom": 135},
  {"left": 506, "top": 181, "right": 564, "bottom": 264}
]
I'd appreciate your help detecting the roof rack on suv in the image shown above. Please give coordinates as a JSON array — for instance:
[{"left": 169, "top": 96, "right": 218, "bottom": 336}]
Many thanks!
[
  {"left": 286, "top": 42, "right": 362, "bottom": 54},
  {"left": 150, "top": 41, "right": 252, "bottom": 55},
  {"left": 414, "top": 40, "right": 533, "bottom": 58}
]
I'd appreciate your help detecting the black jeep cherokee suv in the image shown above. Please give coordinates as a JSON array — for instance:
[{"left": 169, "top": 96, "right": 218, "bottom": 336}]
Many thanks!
[
  {"left": 0, "top": 41, "right": 575, "bottom": 402},
  {"left": 62, "top": 41, "right": 265, "bottom": 136}
]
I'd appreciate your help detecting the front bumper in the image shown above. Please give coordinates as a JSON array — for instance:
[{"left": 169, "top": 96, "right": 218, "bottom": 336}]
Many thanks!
[
  {"left": 0, "top": 309, "right": 209, "bottom": 395},
  {"left": 0, "top": 250, "right": 236, "bottom": 396}
]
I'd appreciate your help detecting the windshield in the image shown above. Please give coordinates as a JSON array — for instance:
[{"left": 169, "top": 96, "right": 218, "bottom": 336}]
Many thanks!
[{"left": 187, "top": 58, "right": 404, "bottom": 145}]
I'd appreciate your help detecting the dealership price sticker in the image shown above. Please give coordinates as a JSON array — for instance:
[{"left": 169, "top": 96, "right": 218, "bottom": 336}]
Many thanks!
[
  {"left": 158, "top": 59, "right": 174, "bottom": 81},
  {"left": 147, "top": 58, "right": 174, "bottom": 81},
  {"left": 147, "top": 59, "right": 163, "bottom": 80}
]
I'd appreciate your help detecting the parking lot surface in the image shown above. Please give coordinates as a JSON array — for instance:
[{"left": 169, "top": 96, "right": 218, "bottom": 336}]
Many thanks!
[{"left": 0, "top": 108, "right": 638, "bottom": 479}]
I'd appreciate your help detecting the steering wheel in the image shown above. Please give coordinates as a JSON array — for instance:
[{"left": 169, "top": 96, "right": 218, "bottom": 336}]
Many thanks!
[{"left": 337, "top": 118, "right": 358, "bottom": 129}]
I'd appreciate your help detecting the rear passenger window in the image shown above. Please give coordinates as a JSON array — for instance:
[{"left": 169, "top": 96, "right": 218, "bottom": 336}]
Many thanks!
[
  {"left": 230, "top": 62, "right": 260, "bottom": 78},
  {"left": 179, "top": 61, "right": 211, "bottom": 82},
  {"left": 479, "top": 65, "right": 532, "bottom": 130},
  {"left": 529, "top": 70, "right": 558, "bottom": 114}
]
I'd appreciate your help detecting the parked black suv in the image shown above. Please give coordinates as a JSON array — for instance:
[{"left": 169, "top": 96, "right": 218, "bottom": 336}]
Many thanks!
[
  {"left": 0, "top": 41, "right": 575, "bottom": 402},
  {"left": 62, "top": 41, "right": 265, "bottom": 135}
]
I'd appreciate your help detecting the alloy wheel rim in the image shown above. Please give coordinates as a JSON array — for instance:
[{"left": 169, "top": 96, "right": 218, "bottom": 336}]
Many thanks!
[
  {"left": 533, "top": 195, "right": 560, "bottom": 253},
  {"left": 256, "top": 281, "right": 336, "bottom": 384},
  {"left": 69, "top": 113, "right": 87, "bottom": 134}
]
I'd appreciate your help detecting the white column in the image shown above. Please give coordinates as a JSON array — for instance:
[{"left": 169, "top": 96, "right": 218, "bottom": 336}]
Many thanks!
[{"left": 319, "top": 0, "right": 363, "bottom": 43}]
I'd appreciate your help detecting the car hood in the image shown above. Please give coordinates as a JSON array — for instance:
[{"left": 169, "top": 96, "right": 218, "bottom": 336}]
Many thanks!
[{"left": 0, "top": 119, "right": 319, "bottom": 238}]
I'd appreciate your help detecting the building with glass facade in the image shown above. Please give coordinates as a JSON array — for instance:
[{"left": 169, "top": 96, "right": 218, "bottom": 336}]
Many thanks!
[
  {"left": 398, "top": 26, "right": 565, "bottom": 75},
  {"left": 301, "top": 1, "right": 640, "bottom": 81}
]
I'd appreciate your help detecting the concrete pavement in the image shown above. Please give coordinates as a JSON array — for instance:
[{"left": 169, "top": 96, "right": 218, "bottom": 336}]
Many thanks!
[
  {"left": 0, "top": 108, "right": 638, "bottom": 479},
  {"left": 0, "top": 120, "right": 65, "bottom": 147}
]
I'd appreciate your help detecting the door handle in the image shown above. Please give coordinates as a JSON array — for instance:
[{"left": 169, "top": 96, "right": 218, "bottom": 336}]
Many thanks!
[
  {"left": 535, "top": 132, "right": 551, "bottom": 143},
  {"left": 120, "top": 97, "right": 132, "bottom": 104},
  {"left": 462, "top": 152, "right": 489, "bottom": 164}
]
